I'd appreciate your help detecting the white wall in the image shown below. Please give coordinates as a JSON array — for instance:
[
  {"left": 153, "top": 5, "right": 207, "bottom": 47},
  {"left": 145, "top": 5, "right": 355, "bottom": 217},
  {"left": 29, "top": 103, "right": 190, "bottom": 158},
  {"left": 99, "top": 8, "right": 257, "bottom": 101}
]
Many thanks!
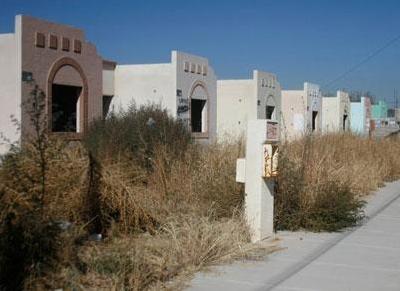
[
  {"left": 217, "top": 79, "right": 253, "bottom": 139},
  {"left": 102, "top": 69, "right": 114, "bottom": 96},
  {"left": 322, "top": 91, "right": 351, "bottom": 132},
  {"left": 173, "top": 51, "right": 217, "bottom": 142},
  {"left": 217, "top": 70, "right": 281, "bottom": 141},
  {"left": 0, "top": 33, "right": 19, "bottom": 155},
  {"left": 112, "top": 63, "right": 175, "bottom": 114}
]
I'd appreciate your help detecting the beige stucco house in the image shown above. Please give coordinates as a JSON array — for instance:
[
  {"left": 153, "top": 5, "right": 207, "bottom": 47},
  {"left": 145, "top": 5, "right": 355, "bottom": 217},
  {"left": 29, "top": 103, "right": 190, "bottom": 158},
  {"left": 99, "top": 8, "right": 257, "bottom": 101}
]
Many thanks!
[
  {"left": 322, "top": 91, "right": 351, "bottom": 133},
  {"left": 111, "top": 51, "right": 217, "bottom": 143},
  {"left": 0, "top": 15, "right": 115, "bottom": 155},
  {"left": 216, "top": 70, "right": 281, "bottom": 140},
  {"left": 281, "top": 82, "right": 322, "bottom": 140}
]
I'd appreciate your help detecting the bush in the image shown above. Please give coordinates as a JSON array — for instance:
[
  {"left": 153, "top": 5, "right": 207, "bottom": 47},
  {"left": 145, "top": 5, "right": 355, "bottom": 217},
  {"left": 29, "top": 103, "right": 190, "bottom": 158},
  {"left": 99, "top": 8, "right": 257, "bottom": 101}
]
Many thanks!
[{"left": 275, "top": 133, "right": 400, "bottom": 231}]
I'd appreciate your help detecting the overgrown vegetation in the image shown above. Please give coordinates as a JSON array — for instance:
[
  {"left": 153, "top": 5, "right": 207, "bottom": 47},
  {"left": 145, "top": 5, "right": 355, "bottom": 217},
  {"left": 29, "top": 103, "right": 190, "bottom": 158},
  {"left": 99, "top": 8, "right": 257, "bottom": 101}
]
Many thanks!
[
  {"left": 275, "top": 133, "right": 400, "bottom": 231},
  {"left": 0, "top": 100, "right": 268, "bottom": 290},
  {"left": 2, "top": 86, "right": 400, "bottom": 290}
]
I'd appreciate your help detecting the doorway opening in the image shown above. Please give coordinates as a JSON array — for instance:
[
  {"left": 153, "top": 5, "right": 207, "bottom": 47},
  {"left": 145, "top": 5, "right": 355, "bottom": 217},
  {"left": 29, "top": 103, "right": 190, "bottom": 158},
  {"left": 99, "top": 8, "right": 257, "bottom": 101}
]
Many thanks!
[
  {"left": 103, "top": 95, "right": 113, "bottom": 118},
  {"left": 266, "top": 106, "right": 275, "bottom": 120},
  {"left": 343, "top": 114, "right": 348, "bottom": 131},
  {"left": 312, "top": 111, "right": 318, "bottom": 131},
  {"left": 191, "top": 99, "right": 207, "bottom": 133},
  {"left": 52, "top": 84, "right": 82, "bottom": 132}
]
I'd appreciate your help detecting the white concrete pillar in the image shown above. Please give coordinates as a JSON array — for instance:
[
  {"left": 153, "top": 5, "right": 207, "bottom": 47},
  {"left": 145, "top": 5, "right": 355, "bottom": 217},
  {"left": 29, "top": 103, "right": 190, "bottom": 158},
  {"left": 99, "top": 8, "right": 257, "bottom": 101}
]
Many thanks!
[{"left": 236, "top": 119, "right": 279, "bottom": 242}]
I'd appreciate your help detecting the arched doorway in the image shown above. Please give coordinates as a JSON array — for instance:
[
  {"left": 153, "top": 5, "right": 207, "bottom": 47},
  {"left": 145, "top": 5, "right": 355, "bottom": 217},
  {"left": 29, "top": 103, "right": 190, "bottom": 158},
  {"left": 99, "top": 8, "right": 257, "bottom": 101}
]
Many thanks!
[
  {"left": 266, "top": 95, "right": 276, "bottom": 120},
  {"left": 47, "top": 57, "right": 88, "bottom": 137},
  {"left": 189, "top": 81, "right": 209, "bottom": 136}
]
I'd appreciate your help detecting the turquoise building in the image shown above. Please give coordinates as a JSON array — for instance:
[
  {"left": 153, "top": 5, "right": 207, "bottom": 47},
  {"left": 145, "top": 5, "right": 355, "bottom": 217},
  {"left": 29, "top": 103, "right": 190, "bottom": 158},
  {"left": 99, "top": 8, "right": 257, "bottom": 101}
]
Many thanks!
[
  {"left": 351, "top": 97, "right": 372, "bottom": 135},
  {"left": 372, "top": 100, "right": 388, "bottom": 119}
]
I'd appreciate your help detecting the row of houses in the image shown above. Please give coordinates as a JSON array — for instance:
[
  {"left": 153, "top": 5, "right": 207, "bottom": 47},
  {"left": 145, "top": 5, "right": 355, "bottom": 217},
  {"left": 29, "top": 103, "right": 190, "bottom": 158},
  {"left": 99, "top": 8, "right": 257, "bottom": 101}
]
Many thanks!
[{"left": 0, "top": 16, "right": 391, "bottom": 155}]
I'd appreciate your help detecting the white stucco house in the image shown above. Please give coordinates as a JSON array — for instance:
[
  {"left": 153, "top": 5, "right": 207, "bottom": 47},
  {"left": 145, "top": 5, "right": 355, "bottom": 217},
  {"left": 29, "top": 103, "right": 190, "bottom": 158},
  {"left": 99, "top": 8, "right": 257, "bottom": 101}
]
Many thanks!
[
  {"left": 281, "top": 82, "right": 322, "bottom": 140},
  {"left": 111, "top": 51, "right": 217, "bottom": 143},
  {"left": 217, "top": 70, "right": 281, "bottom": 140},
  {"left": 322, "top": 91, "right": 351, "bottom": 133}
]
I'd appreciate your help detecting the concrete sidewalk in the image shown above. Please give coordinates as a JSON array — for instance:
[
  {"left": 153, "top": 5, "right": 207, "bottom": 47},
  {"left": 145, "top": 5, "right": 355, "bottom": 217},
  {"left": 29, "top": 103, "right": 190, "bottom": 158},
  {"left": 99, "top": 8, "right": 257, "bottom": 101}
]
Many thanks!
[{"left": 188, "top": 181, "right": 400, "bottom": 291}]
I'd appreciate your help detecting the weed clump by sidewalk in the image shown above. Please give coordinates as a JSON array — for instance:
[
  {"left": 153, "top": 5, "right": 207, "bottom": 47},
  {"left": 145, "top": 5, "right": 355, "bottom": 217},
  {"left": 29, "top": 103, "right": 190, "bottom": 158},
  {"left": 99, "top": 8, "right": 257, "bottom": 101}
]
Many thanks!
[
  {"left": 0, "top": 104, "right": 269, "bottom": 291},
  {"left": 275, "top": 133, "right": 400, "bottom": 231}
]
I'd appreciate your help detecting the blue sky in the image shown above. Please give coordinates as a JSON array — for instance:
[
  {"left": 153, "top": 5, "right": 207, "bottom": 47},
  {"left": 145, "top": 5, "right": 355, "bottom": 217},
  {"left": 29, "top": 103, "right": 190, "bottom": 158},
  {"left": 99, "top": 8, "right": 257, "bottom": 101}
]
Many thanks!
[{"left": 1, "top": 0, "right": 400, "bottom": 104}]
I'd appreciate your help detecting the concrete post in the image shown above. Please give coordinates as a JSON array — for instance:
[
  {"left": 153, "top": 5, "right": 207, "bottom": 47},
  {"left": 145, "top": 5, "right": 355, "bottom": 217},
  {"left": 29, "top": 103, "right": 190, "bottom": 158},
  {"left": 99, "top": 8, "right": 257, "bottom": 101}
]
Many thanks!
[{"left": 236, "top": 119, "right": 279, "bottom": 242}]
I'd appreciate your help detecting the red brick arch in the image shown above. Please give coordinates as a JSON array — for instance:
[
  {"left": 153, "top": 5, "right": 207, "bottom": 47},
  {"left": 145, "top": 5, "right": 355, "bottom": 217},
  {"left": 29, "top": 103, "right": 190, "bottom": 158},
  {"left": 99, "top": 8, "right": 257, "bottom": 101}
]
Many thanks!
[{"left": 47, "top": 57, "right": 88, "bottom": 139}]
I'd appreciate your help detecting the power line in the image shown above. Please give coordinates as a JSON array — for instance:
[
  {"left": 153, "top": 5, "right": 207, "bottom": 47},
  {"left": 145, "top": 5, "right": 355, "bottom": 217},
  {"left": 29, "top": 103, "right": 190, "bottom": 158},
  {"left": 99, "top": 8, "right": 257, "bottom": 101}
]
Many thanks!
[{"left": 322, "top": 33, "right": 400, "bottom": 90}]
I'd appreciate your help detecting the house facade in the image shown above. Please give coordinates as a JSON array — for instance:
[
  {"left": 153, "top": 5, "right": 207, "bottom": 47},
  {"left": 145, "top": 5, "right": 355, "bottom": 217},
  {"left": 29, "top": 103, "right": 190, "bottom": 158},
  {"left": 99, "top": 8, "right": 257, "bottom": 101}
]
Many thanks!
[
  {"left": 281, "top": 82, "right": 322, "bottom": 140},
  {"left": 0, "top": 15, "right": 115, "bottom": 155},
  {"left": 322, "top": 91, "right": 351, "bottom": 133},
  {"left": 216, "top": 70, "right": 281, "bottom": 140},
  {"left": 111, "top": 51, "right": 217, "bottom": 143},
  {"left": 350, "top": 97, "right": 372, "bottom": 136}
]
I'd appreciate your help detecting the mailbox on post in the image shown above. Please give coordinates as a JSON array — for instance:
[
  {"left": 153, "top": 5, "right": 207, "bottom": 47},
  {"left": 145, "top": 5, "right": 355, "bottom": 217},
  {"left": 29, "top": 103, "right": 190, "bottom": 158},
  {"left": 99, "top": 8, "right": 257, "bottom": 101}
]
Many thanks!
[{"left": 236, "top": 119, "right": 280, "bottom": 242}]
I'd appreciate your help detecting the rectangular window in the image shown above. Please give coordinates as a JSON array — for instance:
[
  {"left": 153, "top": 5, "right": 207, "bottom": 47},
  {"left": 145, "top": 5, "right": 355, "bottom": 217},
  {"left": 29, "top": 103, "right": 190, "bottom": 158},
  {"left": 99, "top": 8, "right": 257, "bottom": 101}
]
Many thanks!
[
  {"left": 202, "top": 65, "right": 208, "bottom": 76},
  {"left": 35, "top": 32, "right": 45, "bottom": 48},
  {"left": 190, "top": 63, "right": 196, "bottom": 73},
  {"left": 62, "top": 37, "right": 70, "bottom": 51},
  {"left": 184, "top": 61, "right": 189, "bottom": 72},
  {"left": 49, "top": 34, "right": 58, "bottom": 49},
  {"left": 74, "top": 39, "right": 82, "bottom": 53},
  {"left": 196, "top": 64, "right": 202, "bottom": 74}
]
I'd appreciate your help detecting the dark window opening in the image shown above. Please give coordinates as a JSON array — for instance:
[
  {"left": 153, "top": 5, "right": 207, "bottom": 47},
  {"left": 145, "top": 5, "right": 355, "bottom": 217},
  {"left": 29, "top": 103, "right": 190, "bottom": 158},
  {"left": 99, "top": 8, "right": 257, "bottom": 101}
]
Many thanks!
[
  {"left": 191, "top": 99, "right": 207, "bottom": 133},
  {"left": 266, "top": 106, "right": 275, "bottom": 119},
  {"left": 52, "top": 84, "right": 82, "bottom": 132},
  {"left": 103, "top": 95, "right": 113, "bottom": 118},
  {"left": 312, "top": 111, "right": 318, "bottom": 131},
  {"left": 343, "top": 114, "right": 348, "bottom": 131}
]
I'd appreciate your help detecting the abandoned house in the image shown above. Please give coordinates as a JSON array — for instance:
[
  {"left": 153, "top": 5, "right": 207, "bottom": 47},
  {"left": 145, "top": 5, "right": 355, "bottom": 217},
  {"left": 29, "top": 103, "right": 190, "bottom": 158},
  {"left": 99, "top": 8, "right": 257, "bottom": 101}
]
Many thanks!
[
  {"left": 216, "top": 70, "right": 281, "bottom": 139},
  {"left": 111, "top": 51, "right": 217, "bottom": 143},
  {"left": 281, "top": 82, "right": 322, "bottom": 140},
  {"left": 350, "top": 96, "right": 372, "bottom": 136},
  {"left": 322, "top": 91, "right": 351, "bottom": 133},
  {"left": 0, "top": 15, "right": 116, "bottom": 155}
]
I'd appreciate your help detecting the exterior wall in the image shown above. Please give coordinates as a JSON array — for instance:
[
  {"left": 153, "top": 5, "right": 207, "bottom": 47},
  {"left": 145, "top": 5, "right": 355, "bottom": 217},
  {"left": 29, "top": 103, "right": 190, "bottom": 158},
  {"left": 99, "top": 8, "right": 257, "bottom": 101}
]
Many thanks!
[
  {"left": 18, "top": 15, "right": 104, "bottom": 140},
  {"left": 172, "top": 51, "right": 217, "bottom": 142},
  {"left": 0, "top": 33, "right": 19, "bottom": 155},
  {"left": 217, "top": 79, "right": 253, "bottom": 139},
  {"left": 113, "top": 63, "right": 174, "bottom": 113},
  {"left": 113, "top": 51, "right": 217, "bottom": 143},
  {"left": 322, "top": 91, "right": 351, "bottom": 133},
  {"left": 281, "top": 82, "right": 322, "bottom": 140},
  {"left": 372, "top": 100, "right": 388, "bottom": 119},
  {"left": 351, "top": 97, "right": 371, "bottom": 136},
  {"left": 217, "top": 70, "right": 281, "bottom": 140}
]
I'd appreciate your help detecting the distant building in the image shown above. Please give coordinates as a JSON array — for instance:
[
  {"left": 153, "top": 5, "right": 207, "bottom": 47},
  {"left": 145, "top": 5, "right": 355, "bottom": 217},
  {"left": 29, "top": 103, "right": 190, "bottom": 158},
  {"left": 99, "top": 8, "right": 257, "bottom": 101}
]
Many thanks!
[
  {"left": 322, "top": 91, "right": 351, "bottom": 133},
  {"left": 281, "top": 82, "right": 322, "bottom": 140},
  {"left": 216, "top": 70, "right": 281, "bottom": 140},
  {"left": 372, "top": 100, "right": 388, "bottom": 119},
  {"left": 350, "top": 96, "right": 371, "bottom": 136},
  {"left": 111, "top": 51, "right": 217, "bottom": 143},
  {"left": 0, "top": 15, "right": 114, "bottom": 155}
]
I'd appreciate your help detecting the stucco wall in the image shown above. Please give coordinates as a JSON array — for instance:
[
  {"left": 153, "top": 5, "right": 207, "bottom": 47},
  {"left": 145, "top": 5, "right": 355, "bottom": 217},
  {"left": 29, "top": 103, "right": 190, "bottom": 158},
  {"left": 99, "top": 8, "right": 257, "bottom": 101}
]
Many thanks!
[
  {"left": 18, "top": 15, "right": 104, "bottom": 140},
  {"left": 113, "top": 63, "right": 174, "bottom": 113},
  {"left": 217, "top": 70, "right": 281, "bottom": 141},
  {"left": 322, "top": 91, "right": 351, "bottom": 133},
  {"left": 0, "top": 33, "right": 19, "bottom": 155},
  {"left": 351, "top": 102, "right": 363, "bottom": 134},
  {"left": 217, "top": 79, "right": 253, "bottom": 139},
  {"left": 113, "top": 51, "right": 217, "bottom": 143}
]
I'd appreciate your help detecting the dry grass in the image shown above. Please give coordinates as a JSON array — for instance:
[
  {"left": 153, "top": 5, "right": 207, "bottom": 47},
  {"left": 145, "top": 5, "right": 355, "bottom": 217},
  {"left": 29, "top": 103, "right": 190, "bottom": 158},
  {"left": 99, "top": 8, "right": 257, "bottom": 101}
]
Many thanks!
[
  {"left": 0, "top": 106, "right": 267, "bottom": 291},
  {"left": 275, "top": 133, "right": 400, "bottom": 231}
]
